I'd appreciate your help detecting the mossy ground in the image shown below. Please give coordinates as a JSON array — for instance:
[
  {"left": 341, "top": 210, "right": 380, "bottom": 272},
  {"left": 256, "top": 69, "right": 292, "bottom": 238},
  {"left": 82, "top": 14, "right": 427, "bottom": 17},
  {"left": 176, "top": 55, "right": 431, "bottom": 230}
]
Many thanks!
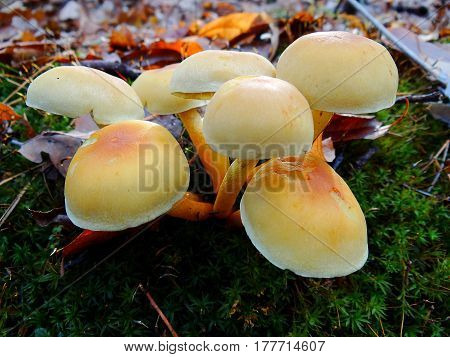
[{"left": 0, "top": 64, "right": 448, "bottom": 336}]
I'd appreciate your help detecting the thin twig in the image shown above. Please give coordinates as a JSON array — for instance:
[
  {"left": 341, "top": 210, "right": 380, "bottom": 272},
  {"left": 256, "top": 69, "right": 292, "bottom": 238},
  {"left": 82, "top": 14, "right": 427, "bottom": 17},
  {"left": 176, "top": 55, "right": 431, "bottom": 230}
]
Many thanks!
[
  {"left": 402, "top": 183, "right": 437, "bottom": 198},
  {"left": 427, "top": 140, "right": 449, "bottom": 192},
  {"left": 3, "top": 62, "right": 54, "bottom": 105},
  {"left": 138, "top": 284, "right": 179, "bottom": 337},
  {"left": 0, "top": 179, "right": 33, "bottom": 228},
  {"left": 421, "top": 140, "right": 449, "bottom": 172},
  {"left": 399, "top": 261, "right": 411, "bottom": 337},
  {"left": 396, "top": 91, "right": 444, "bottom": 103},
  {"left": 379, "top": 318, "right": 385, "bottom": 337},
  {"left": 78, "top": 60, "right": 142, "bottom": 80},
  {"left": 0, "top": 163, "right": 44, "bottom": 187},
  {"left": 367, "top": 323, "right": 379, "bottom": 337}
]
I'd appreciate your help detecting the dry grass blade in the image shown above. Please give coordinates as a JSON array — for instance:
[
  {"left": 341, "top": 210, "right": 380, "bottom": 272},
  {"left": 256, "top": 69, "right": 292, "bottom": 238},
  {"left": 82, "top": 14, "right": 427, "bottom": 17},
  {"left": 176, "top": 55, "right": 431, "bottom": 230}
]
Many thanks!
[
  {"left": 0, "top": 179, "right": 32, "bottom": 228},
  {"left": 0, "top": 162, "right": 44, "bottom": 187},
  {"left": 3, "top": 62, "right": 54, "bottom": 105},
  {"left": 138, "top": 284, "right": 179, "bottom": 337},
  {"left": 427, "top": 140, "right": 449, "bottom": 192}
]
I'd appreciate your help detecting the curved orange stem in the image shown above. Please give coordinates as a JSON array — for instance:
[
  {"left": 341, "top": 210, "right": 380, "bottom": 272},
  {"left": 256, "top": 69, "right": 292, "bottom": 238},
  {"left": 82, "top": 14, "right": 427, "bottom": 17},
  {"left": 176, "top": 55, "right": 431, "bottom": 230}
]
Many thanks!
[
  {"left": 226, "top": 210, "right": 243, "bottom": 229},
  {"left": 168, "top": 192, "right": 214, "bottom": 221},
  {"left": 310, "top": 133, "right": 326, "bottom": 161},
  {"left": 178, "top": 109, "right": 230, "bottom": 192},
  {"left": 312, "top": 110, "right": 334, "bottom": 140},
  {"left": 213, "top": 158, "right": 258, "bottom": 218}
]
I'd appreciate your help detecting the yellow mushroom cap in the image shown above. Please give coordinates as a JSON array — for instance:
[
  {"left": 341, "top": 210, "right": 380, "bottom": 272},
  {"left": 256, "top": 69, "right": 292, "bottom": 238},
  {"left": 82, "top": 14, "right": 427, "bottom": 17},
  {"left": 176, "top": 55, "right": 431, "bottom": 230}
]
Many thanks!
[
  {"left": 26, "top": 66, "right": 144, "bottom": 125},
  {"left": 241, "top": 154, "right": 368, "bottom": 278},
  {"left": 203, "top": 76, "right": 314, "bottom": 160},
  {"left": 65, "top": 120, "right": 189, "bottom": 231},
  {"left": 276, "top": 31, "right": 398, "bottom": 114},
  {"left": 132, "top": 64, "right": 206, "bottom": 115},
  {"left": 169, "top": 50, "right": 276, "bottom": 98}
]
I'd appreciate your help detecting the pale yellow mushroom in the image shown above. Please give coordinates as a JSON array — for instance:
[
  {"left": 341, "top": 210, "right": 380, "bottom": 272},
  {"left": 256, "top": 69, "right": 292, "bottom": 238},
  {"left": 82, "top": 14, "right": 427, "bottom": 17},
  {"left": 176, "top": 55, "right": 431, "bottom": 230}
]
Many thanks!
[
  {"left": 277, "top": 31, "right": 398, "bottom": 137},
  {"left": 26, "top": 66, "right": 144, "bottom": 125},
  {"left": 203, "top": 76, "right": 314, "bottom": 217},
  {"left": 240, "top": 146, "right": 368, "bottom": 278},
  {"left": 170, "top": 50, "right": 276, "bottom": 100},
  {"left": 65, "top": 120, "right": 189, "bottom": 231},
  {"left": 132, "top": 64, "right": 229, "bottom": 192}
]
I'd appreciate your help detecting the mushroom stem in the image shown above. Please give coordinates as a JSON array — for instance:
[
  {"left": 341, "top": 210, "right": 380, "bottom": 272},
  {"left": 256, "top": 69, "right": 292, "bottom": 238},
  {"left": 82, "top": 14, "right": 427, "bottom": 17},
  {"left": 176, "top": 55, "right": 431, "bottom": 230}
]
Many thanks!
[
  {"left": 168, "top": 192, "right": 214, "bottom": 221},
  {"left": 226, "top": 210, "right": 243, "bottom": 228},
  {"left": 246, "top": 163, "right": 262, "bottom": 183},
  {"left": 311, "top": 133, "right": 326, "bottom": 161},
  {"left": 177, "top": 109, "right": 230, "bottom": 192},
  {"left": 312, "top": 110, "right": 334, "bottom": 140},
  {"left": 213, "top": 158, "right": 259, "bottom": 218}
]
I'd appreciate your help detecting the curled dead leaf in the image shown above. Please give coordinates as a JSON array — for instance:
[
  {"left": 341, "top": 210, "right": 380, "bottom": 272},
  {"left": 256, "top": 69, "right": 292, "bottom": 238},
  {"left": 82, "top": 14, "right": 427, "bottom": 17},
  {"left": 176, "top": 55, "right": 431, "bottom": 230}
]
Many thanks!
[
  {"left": 122, "top": 39, "right": 203, "bottom": 69},
  {"left": 0, "top": 103, "right": 21, "bottom": 122},
  {"left": 110, "top": 26, "right": 136, "bottom": 49},
  {"left": 18, "top": 115, "right": 97, "bottom": 176},
  {"left": 0, "top": 103, "right": 35, "bottom": 139},
  {"left": 29, "top": 207, "right": 74, "bottom": 230},
  {"left": 324, "top": 114, "right": 390, "bottom": 142},
  {"left": 198, "top": 12, "right": 271, "bottom": 42},
  {"left": 284, "top": 11, "right": 323, "bottom": 43},
  {"left": 322, "top": 137, "right": 336, "bottom": 163},
  {"left": 149, "top": 39, "right": 203, "bottom": 59},
  {"left": 18, "top": 132, "right": 82, "bottom": 176}
]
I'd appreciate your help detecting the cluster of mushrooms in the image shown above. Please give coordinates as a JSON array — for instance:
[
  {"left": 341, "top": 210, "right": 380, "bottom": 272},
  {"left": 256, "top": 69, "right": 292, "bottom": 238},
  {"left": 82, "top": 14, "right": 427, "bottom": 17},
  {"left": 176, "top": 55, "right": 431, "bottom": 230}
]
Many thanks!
[{"left": 26, "top": 31, "right": 398, "bottom": 278}]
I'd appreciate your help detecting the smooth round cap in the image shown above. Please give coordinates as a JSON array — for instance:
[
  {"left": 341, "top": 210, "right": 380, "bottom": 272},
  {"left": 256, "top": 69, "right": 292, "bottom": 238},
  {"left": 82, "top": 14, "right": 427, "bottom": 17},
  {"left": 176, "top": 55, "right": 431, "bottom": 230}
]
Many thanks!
[
  {"left": 203, "top": 76, "right": 313, "bottom": 160},
  {"left": 65, "top": 120, "right": 189, "bottom": 231},
  {"left": 276, "top": 31, "right": 398, "bottom": 114},
  {"left": 26, "top": 66, "right": 144, "bottom": 125},
  {"left": 241, "top": 154, "right": 368, "bottom": 278},
  {"left": 132, "top": 64, "right": 206, "bottom": 115},
  {"left": 170, "top": 50, "right": 276, "bottom": 98}
]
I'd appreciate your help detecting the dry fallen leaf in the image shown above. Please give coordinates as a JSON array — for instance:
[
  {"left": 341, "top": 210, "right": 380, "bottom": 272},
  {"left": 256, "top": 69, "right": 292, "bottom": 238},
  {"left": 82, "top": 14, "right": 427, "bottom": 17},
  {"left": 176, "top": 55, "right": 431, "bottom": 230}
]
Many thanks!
[
  {"left": 110, "top": 26, "right": 136, "bottom": 49},
  {"left": 18, "top": 114, "right": 98, "bottom": 176},
  {"left": 61, "top": 229, "right": 121, "bottom": 258},
  {"left": 322, "top": 137, "right": 336, "bottom": 163},
  {"left": 0, "top": 102, "right": 21, "bottom": 122},
  {"left": 388, "top": 27, "right": 449, "bottom": 85},
  {"left": 324, "top": 114, "right": 390, "bottom": 142},
  {"left": 18, "top": 132, "right": 82, "bottom": 176},
  {"left": 122, "top": 39, "right": 203, "bottom": 69},
  {"left": 283, "top": 11, "right": 323, "bottom": 43},
  {"left": 0, "top": 103, "right": 35, "bottom": 139},
  {"left": 198, "top": 12, "right": 271, "bottom": 41},
  {"left": 149, "top": 39, "right": 203, "bottom": 59},
  {"left": 29, "top": 207, "right": 74, "bottom": 230},
  {"left": 147, "top": 114, "right": 183, "bottom": 138}
]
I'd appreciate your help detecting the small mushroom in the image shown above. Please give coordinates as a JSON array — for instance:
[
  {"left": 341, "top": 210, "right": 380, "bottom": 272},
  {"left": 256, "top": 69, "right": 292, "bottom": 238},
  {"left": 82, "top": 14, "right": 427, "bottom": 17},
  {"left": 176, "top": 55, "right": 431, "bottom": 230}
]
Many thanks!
[
  {"left": 65, "top": 120, "right": 190, "bottom": 231},
  {"left": 132, "top": 64, "right": 229, "bottom": 192},
  {"left": 203, "top": 76, "right": 314, "bottom": 217},
  {"left": 169, "top": 50, "right": 276, "bottom": 100},
  {"left": 240, "top": 140, "right": 368, "bottom": 278},
  {"left": 277, "top": 31, "right": 398, "bottom": 137},
  {"left": 26, "top": 66, "right": 144, "bottom": 125},
  {"left": 132, "top": 64, "right": 206, "bottom": 115}
]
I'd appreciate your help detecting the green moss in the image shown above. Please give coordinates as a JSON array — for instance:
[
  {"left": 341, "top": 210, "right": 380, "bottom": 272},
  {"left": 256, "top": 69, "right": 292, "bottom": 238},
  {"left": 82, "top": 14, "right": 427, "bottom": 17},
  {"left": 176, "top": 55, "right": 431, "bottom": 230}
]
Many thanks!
[{"left": 0, "top": 70, "right": 448, "bottom": 336}]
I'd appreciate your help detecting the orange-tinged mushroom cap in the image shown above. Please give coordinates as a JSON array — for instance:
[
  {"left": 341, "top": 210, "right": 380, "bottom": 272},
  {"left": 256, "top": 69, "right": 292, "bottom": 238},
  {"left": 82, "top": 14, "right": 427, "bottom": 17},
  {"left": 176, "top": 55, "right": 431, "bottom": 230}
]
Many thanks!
[
  {"left": 65, "top": 120, "right": 189, "bottom": 231},
  {"left": 241, "top": 153, "right": 368, "bottom": 278}
]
